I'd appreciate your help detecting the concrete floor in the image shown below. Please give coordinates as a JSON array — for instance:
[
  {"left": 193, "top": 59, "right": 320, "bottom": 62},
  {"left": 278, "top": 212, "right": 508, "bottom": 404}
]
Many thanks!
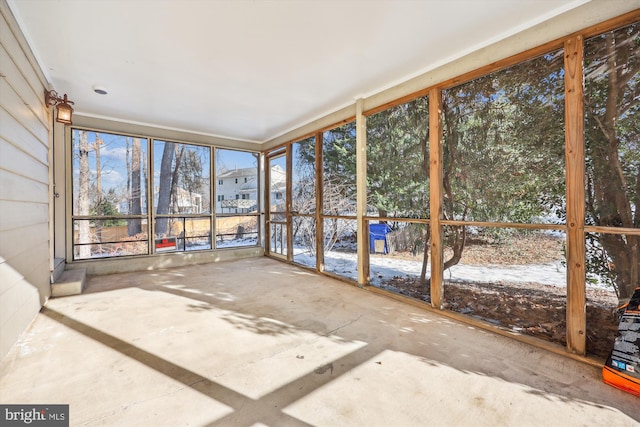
[{"left": 1, "top": 257, "right": 638, "bottom": 427}]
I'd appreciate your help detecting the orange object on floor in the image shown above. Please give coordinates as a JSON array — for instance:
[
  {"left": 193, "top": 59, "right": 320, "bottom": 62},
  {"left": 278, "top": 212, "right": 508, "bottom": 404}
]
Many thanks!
[
  {"left": 602, "top": 365, "right": 640, "bottom": 397},
  {"left": 602, "top": 287, "right": 640, "bottom": 397}
]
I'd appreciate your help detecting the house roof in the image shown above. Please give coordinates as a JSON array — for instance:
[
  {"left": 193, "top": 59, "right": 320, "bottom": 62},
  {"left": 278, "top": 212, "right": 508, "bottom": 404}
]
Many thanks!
[
  {"left": 218, "top": 164, "right": 284, "bottom": 180},
  {"left": 7, "top": 0, "right": 637, "bottom": 144},
  {"left": 217, "top": 167, "right": 258, "bottom": 179}
]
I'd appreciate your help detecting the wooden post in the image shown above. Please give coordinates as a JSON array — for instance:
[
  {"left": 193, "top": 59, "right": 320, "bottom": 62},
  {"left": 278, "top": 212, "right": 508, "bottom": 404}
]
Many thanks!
[
  {"left": 210, "top": 147, "right": 216, "bottom": 250},
  {"left": 286, "top": 144, "right": 293, "bottom": 262},
  {"left": 564, "top": 35, "right": 586, "bottom": 355},
  {"left": 316, "top": 132, "right": 325, "bottom": 272},
  {"left": 356, "top": 99, "right": 369, "bottom": 287},
  {"left": 264, "top": 157, "right": 272, "bottom": 256},
  {"left": 429, "top": 88, "right": 444, "bottom": 309}
]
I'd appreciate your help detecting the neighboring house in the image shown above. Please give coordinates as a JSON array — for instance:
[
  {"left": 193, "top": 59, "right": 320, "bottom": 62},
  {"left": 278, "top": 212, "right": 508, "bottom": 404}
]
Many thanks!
[
  {"left": 163, "top": 186, "right": 203, "bottom": 214},
  {"left": 216, "top": 165, "right": 285, "bottom": 213},
  {"left": 118, "top": 186, "right": 202, "bottom": 214},
  {"left": 268, "top": 165, "right": 286, "bottom": 211}
]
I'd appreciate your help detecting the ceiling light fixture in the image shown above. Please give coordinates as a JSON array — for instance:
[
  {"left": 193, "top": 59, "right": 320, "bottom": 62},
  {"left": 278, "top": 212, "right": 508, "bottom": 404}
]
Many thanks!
[
  {"left": 45, "top": 90, "right": 75, "bottom": 125},
  {"left": 93, "top": 85, "right": 108, "bottom": 95}
]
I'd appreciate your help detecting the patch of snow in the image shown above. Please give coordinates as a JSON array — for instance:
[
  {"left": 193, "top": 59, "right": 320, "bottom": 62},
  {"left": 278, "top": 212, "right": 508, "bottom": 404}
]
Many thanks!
[{"left": 293, "top": 245, "right": 612, "bottom": 291}]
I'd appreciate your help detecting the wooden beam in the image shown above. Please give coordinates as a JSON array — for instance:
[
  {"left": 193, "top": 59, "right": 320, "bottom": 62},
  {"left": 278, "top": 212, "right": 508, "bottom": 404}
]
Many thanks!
[
  {"left": 264, "top": 155, "right": 272, "bottom": 256},
  {"left": 564, "top": 35, "right": 586, "bottom": 356},
  {"left": 364, "top": 89, "right": 431, "bottom": 118},
  {"left": 364, "top": 216, "right": 430, "bottom": 225},
  {"left": 440, "top": 220, "right": 565, "bottom": 231},
  {"left": 584, "top": 226, "right": 640, "bottom": 236},
  {"left": 429, "top": 88, "right": 444, "bottom": 309},
  {"left": 286, "top": 144, "right": 293, "bottom": 262},
  {"left": 315, "top": 131, "right": 324, "bottom": 272},
  {"left": 210, "top": 147, "right": 216, "bottom": 251},
  {"left": 356, "top": 99, "right": 369, "bottom": 287},
  {"left": 578, "top": 9, "right": 640, "bottom": 39}
]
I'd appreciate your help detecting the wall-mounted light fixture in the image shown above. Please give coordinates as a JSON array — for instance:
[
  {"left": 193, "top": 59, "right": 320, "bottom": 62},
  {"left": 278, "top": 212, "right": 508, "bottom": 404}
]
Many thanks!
[{"left": 45, "top": 90, "right": 75, "bottom": 125}]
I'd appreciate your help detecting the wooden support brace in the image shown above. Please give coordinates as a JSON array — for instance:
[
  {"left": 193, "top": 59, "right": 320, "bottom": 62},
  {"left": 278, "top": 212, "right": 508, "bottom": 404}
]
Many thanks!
[
  {"left": 315, "top": 131, "right": 325, "bottom": 272},
  {"left": 356, "top": 99, "right": 369, "bottom": 287},
  {"left": 564, "top": 35, "right": 586, "bottom": 355},
  {"left": 429, "top": 88, "right": 444, "bottom": 309}
]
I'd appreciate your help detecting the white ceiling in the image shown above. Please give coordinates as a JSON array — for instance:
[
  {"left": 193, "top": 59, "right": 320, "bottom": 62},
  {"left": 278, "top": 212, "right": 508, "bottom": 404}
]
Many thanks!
[{"left": 9, "top": 0, "right": 591, "bottom": 143}]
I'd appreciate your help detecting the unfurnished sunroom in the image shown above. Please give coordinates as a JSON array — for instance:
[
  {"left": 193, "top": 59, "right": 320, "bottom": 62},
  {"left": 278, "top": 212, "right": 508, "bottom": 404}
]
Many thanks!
[{"left": 1, "top": 0, "right": 639, "bottom": 387}]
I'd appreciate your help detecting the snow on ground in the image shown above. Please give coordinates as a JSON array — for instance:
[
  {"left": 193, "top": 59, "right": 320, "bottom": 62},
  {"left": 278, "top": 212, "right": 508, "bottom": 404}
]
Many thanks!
[
  {"left": 150, "top": 237, "right": 609, "bottom": 292},
  {"left": 293, "top": 246, "right": 610, "bottom": 290},
  {"left": 145, "top": 235, "right": 608, "bottom": 292},
  {"left": 216, "top": 238, "right": 258, "bottom": 248}
]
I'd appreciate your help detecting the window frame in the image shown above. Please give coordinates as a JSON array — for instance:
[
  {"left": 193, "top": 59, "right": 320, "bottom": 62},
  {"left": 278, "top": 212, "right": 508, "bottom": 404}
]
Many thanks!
[{"left": 68, "top": 126, "right": 262, "bottom": 260}]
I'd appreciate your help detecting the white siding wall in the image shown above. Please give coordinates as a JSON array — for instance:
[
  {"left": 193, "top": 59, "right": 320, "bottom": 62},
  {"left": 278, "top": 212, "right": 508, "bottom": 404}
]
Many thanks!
[{"left": 0, "top": 1, "right": 52, "bottom": 361}]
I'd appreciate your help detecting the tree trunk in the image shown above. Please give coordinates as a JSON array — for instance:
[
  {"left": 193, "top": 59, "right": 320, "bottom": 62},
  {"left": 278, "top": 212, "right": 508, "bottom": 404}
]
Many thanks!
[
  {"left": 444, "top": 225, "right": 466, "bottom": 270},
  {"left": 588, "top": 31, "right": 639, "bottom": 303},
  {"left": 170, "top": 145, "right": 185, "bottom": 213},
  {"left": 419, "top": 131, "right": 431, "bottom": 288},
  {"left": 128, "top": 138, "right": 142, "bottom": 235},
  {"left": 142, "top": 149, "right": 148, "bottom": 215},
  {"left": 77, "top": 131, "right": 91, "bottom": 258},
  {"left": 94, "top": 136, "right": 102, "bottom": 245},
  {"left": 155, "top": 142, "right": 175, "bottom": 236},
  {"left": 419, "top": 227, "right": 431, "bottom": 287},
  {"left": 441, "top": 100, "right": 468, "bottom": 273}
]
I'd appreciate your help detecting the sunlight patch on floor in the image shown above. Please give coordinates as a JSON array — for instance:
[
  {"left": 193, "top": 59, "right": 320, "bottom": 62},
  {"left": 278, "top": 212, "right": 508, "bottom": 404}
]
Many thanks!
[{"left": 283, "top": 349, "right": 631, "bottom": 427}]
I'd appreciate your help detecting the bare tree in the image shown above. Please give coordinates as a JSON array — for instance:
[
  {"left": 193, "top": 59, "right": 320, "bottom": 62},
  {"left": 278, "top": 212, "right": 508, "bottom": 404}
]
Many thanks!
[
  {"left": 170, "top": 144, "right": 185, "bottom": 213},
  {"left": 92, "top": 136, "right": 103, "bottom": 245},
  {"left": 128, "top": 138, "right": 142, "bottom": 235},
  {"left": 155, "top": 141, "right": 175, "bottom": 236},
  {"left": 77, "top": 130, "right": 91, "bottom": 258}
]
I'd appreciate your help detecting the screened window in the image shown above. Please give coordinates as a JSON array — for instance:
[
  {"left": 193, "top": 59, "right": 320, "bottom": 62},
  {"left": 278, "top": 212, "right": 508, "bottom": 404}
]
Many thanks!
[
  {"left": 153, "top": 140, "right": 211, "bottom": 252},
  {"left": 215, "top": 149, "right": 260, "bottom": 247},
  {"left": 323, "top": 122, "right": 357, "bottom": 216},
  {"left": 71, "top": 129, "right": 259, "bottom": 258},
  {"left": 321, "top": 122, "right": 357, "bottom": 280},
  {"left": 583, "top": 22, "right": 640, "bottom": 339},
  {"left": 153, "top": 140, "right": 210, "bottom": 215},
  {"left": 439, "top": 48, "right": 568, "bottom": 351},
  {"left": 291, "top": 136, "right": 317, "bottom": 268},
  {"left": 292, "top": 136, "right": 316, "bottom": 215},
  {"left": 71, "top": 130, "right": 149, "bottom": 259},
  {"left": 442, "top": 50, "right": 566, "bottom": 224},
  {"left": 367, "top": 95, "right": 429, "bottom": 218},
  {"left": 365, "top": 96, "right": 431, "bottom": 294}
]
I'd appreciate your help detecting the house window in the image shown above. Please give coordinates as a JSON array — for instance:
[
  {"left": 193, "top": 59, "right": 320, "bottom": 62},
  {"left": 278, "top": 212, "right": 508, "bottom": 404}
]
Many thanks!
[
  {"left": 244, "top": 177, "right": 248, "bottom": 183},
  {"left": 217, "top": 195, "right": 224, "bottom": 202},
  {"left": 218, "top": 179, "right": 223, "bottom": 185},
  {"left": 236, "top": 194, "right": 240, "bottom": 199},
  {"left": 235, "top": 178, "right": 238, "bottom": 184}
]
